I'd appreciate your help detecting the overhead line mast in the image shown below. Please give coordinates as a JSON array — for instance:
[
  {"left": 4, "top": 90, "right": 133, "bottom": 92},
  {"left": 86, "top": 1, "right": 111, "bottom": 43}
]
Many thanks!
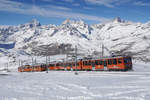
[{"left": 75, "top": 45, "right": 78, "bottom": 75}]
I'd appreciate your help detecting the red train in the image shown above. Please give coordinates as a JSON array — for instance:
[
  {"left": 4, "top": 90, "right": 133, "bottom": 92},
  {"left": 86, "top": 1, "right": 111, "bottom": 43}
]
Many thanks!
[{"left": 18, "top": 56, "right": 132, "bottom": 72}]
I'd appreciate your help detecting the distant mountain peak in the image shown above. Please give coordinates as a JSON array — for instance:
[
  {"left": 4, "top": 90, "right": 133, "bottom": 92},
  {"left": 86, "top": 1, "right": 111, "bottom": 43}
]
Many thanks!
[
  {"left": 29, "top": 19, "right": 41, "bottom": 26},
  {"left": 62, "top": 19, "right": 86, "bottom": 26},
  {"left": 78, "top": 19, "right": 84, "bottom": 24},
  {"left": 112, "top": 17, "right": 122, "bottom": 23},
  {"left": 62, "top": 19, "right": 72, "bottom": 25},
  {"left": 19, "top": 19, "right": 41, "bottom": 28}
]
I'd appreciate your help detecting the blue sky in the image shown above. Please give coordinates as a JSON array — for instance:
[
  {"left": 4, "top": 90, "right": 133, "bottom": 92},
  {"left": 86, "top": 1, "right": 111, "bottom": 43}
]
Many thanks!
[{"left": 0, "top": 0, "right": 150, "bottom": 25}]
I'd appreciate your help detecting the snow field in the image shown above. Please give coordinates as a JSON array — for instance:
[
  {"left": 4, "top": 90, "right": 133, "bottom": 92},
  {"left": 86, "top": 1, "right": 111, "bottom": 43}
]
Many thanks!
[{"left": 0, "top": 70, "right": 150, "bottom": 100}]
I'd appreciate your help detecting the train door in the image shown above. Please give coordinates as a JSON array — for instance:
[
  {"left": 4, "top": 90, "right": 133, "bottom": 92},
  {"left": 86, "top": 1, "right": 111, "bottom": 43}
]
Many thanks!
[
  {"left": 117, "top": 58, "right": 124, "bottom": 70},
  {"left": 70, "top": 63, "right": 73, "bottom": 71},
  {"left": 92, "top": 61, "right": 95, "bottom": 71},
  {"left": 103, "top": 60, "right": 107, "bottom": 71},
  {"left": 64, "top": 63, "right": 67, "bottom": 71}
]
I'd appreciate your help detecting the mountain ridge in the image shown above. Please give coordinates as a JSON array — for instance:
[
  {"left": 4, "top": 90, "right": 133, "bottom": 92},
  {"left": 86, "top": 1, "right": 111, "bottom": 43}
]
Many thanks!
[{"left": 0, "top": 18, "right": 150, "bottom": 61}]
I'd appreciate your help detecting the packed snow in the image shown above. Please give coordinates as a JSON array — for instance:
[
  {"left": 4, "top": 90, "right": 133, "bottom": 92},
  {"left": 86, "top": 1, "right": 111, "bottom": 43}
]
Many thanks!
[{"left": 0, "top": 61, "right": 150, "bottom": 100}]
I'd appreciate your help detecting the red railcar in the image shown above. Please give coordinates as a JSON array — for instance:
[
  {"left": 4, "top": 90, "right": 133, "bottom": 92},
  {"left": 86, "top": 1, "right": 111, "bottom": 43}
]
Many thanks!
[
  {"left": 18, "top": 64, "right": 46, "bottom": 72},
  {"left": 80, "top": 56, "right": 132, "bottom": 71},
  {"left": 65, "top": 62, "right": 72, "bottom": 71},
  {"left": 49, "top": 64, "right": 56, "bottom": 70}
]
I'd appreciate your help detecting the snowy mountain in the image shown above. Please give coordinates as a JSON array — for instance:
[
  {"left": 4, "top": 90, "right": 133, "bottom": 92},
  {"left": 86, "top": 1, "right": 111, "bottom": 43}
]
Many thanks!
[{"left": 1, "top": 17, "right": 150, "bottom": 62}]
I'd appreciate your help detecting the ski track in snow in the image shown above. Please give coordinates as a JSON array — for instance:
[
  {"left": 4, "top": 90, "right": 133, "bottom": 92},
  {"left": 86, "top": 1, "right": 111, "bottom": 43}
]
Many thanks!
[{"left": 0, "top": 71, "right": 150, "bottom": 100}]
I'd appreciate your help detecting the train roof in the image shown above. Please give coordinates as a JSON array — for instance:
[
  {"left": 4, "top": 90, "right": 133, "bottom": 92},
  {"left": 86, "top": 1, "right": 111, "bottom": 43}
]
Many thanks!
[
  {"left": 49, "top": 55, "right": 131, "bottom": 63},
  {"left": 18, "top": 55, "right": 131, "bottom": 68},
  {"left": 81, "top": 55, "right": 131, "bottom": 61}
]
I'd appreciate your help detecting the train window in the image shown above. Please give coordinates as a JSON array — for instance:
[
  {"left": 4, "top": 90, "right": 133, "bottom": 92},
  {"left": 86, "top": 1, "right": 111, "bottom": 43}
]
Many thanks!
[
  {"left": 69, "top": 63, "right": 71, "bottom": 66},
  {"left": 56, "top": 63, "right": 60, "bottom": 66},
  {"left": 92, "top": 61, "right": 95, "bottom": 65},
  {"left": 108, "top": 59, "right": 112, "bottom": 65},
  {"left": 50, "top": 64, "right": 54, "bottom": 67},
  {"left": 95, "top": 60, "right": 99, "bottom": 65},
  {"left": 86, "top": 61, "right": 88, "bottom": 65},
  {"left": 99, "top": 60, "right": 103, "bottom": 65},
  {"left": 66, "top": 63, "right": 68, "bottom": 66},
  {"left": 67, "top": 63, "right": 69, "bottom": 66},
  {"left": 67, "top": 63, "right": 70, "bottom": 66},
  {"left": 118, "top": 58, "right": 122, "bottom": 64},
  {"left": 60, "top": 63, "right": 62, "bottom": 66},
  {"left": 83, "top": 61, "right": 88, "bottom": 66},
  {"left": 103, "top": 60, "right": 107, "bottom": 66},
  {"left": 113, "top": 59, "right": 117, "bottom": 64},
  {"left": 88, "top": 61, "right": 91, "bottom": 65},
  {"left": 64, "top": 63, "right": 66, "bottom": 66}
]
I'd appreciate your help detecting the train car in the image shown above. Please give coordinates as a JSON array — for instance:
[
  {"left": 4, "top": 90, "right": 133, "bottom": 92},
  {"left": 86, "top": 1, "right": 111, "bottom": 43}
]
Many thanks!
[
  {"left": 18, "top": 64, "right": 47, "bottom": 72},
  {"left": 94, "top": 60, "right": 104, "bottom": 70},
  {"left": 18, "top": 65, "right": 31, "bottom": 72},
  {"left": 82, "top": 60, "right": 92, "bottom": 71},
  {"left": 72, "top": 62, "right": 82, "bottom": 71},
  {"left": 18, "top": 66, "right": 23, "bottom": 72},
  {"left": 49, "top": 64, "right": 56, "bottom": 70},
  {"left": 33, "top": 64, "right": 47, "bottom": 72},
  {"left": 81, "top": 59, "right": 105, "bottom": 71},
  {"left": 101, "top": 56, "right": 132, "bottom": 71},
  {"left": 55, "top": 63, "right": 65, "bottom": 71},
  {"left": 99, "top": 56, "right": 132, "bottom": 71},
  {"left": 80, "top": 56, "right": 132, "bottom": 71},
  {"left": 65, "top": 62, "right": 72, "bottom": 71}
]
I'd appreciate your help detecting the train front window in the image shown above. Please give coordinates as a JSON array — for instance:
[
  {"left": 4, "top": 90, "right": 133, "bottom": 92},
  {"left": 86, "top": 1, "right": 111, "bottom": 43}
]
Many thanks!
[{"left": 124, "top": 57, "right": 131, "bottom": 63}]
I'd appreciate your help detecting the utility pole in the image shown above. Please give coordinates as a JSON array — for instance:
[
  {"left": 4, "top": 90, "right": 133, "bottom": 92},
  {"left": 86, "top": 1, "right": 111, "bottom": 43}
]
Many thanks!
[
  {"left": 31, "top": 57, "right": 34, "bottom": 72},
  {"left": 46, "top": 55, "right": 48, "bottom": 73},
  {"left": 102, "top": 44, "right": 104, "bottom": 58},
  {"left": 19, "top": 59, "right": 20, "bottom": 67},
  {"left": 20, "top": 60, "right": 23, "bottom": 66},
  {"left": 75, "top": 45, "right": 78, "bottom": 75},
  {"left": 48, "top": 56, "right": 50, "bottom": 64},
  {"left": 5, "top": 63, "right": 8, "bottom": 72},
  {"left": 32, "top": 57, "right": 34, "bottom": 72}
]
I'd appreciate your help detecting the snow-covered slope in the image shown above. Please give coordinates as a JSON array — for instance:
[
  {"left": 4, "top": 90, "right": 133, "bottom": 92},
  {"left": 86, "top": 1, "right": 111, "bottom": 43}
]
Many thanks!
[{"left": 0, "top": 17, "right": 150, "bottom": 61}]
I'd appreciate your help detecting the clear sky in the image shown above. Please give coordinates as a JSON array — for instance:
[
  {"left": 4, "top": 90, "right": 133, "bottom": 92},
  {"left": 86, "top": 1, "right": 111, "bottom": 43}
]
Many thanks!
[{"left": 0, "top": 0, "right": 150, "bottom": 25}]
